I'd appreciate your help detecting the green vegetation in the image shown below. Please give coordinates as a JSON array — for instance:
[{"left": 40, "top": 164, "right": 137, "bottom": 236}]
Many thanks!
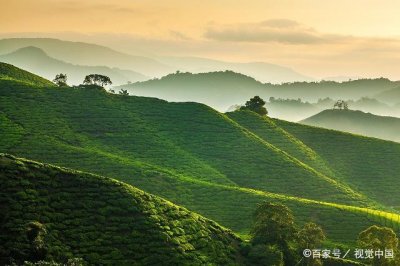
[
  {"left": 53, "top": 73, "right": 68, "bottom": 87},
  {"left": 1, "top": 64, "right": 400, "bottom": 252},
  {"left": 0, "top": 62, "right": 54, "bottom": 87},
  {"left": 358, "top": 225, "right": 399, "bottom": 265},
  {"left": 275, "top": 118, "right": 400, "bottom": 209},
  {"left": 239, "top": 96, "right": 268, "bottom": 116},
  {"left": 0, "top": 154, "right": 241, "bottom": 265},
  {"left": 82, "top": 74, "right": 112, "bottom": 87},
  {"left": 300, "top": 109, "right": 400, "bottom": 142}
]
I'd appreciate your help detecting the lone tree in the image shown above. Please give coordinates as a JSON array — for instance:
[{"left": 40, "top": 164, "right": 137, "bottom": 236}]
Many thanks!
[
  {"left": 240, "top": 96, "right": 268, "bottom": 116},
  {"left": 333, "top": 100, "right": 349, "bottom": 110},
  {"left": 83, "top": 74, "right": 112, "bottom": 87},
  {"left": 119, "top": 89, "right": 129, "bottom": 96},
  {"left": 53, "top": 73, "right": 68, "bottom": 87}
]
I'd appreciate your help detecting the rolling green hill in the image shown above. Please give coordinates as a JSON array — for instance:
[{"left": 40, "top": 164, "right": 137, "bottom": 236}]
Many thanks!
[
  {"left": 0, "top": 47, "right": 148, "bottom": 85},
  {"left": 2, "top": 65, "right": 400, "bottom": 247},
  {"left": 0, "top": 62, "right": 54, "bottom": 87},
  {"left": 300, "top": 109, "right": 400, "bottom": 143},
  {"left": 276, "top": 118, "right": 400, "bottom": 209},
  {"left": 0, "top": 154, "right": 241, "bottom": 265}
]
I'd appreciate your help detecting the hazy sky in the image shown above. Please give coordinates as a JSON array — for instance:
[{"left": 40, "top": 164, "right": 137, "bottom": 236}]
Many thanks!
[{"left": 2, "top": 0, "right": 400, "bottom": 79}]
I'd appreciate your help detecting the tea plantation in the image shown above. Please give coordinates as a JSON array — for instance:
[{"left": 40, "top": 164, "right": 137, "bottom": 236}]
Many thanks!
[
  {"left": 0, "top": 154, "right": 242, "bottom": 265},
  {"left": 1, "top": 63, "right": 400, "bottom": 252}
]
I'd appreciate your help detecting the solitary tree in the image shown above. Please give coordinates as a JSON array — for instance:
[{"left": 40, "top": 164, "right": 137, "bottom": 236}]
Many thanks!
[
  {"left": 333, "top": 100, "right": 349, "bottom": 110},
  {"left": 53, "top": 73, "right": 68, "bottom": 87},
  {"left": 240, "top": 96, "right": 268, "bottom": 116},
  {"left": 83, "top": 74, "right": 112, "bottom": 87},
  {"left": 119, "top": 89, "right": 129, "bottom": 96}
]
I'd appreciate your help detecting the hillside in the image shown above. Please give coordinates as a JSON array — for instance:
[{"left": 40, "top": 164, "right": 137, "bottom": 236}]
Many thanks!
[
  {"left": 276, "top": 118, "right": 400, "bottom": 209},
  {"left": 118, "top": 71, "right": 400, "bottom": 112},
  {"left": 0, "top": 154, "right": 241, "bottom": 265},
  {"left": 376, "top": 86, "right": 400, "bottom": 105},
  {"left": 0, "top": 47, "right": 148, "bottom": 85},
  {"left": 2, "top": 66, "right": 400, "bottom": 246},
  {"left": 300, "top": 109, "right": 400, "bottom": 142},
  {"left": 0, "top": 38, "right": 172, "bottom": 77},
  {"left": 0, "top": 62, "right": 54, "bottom": 87}
]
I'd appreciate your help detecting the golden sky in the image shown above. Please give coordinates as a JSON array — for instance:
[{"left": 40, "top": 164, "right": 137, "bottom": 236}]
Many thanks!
[{"left": 2, "top": 0, "right": 400, "bottom": 79}]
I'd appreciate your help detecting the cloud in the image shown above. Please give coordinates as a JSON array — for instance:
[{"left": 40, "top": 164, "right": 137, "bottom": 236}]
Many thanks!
[
  {"left": 259, "top": 19, "right": 300, "bottom": 28},
  {"left": 169, "top": 30, "right": 192, "bottom": 41},
  {"left": 204, "top": 19, "right": 349, "bottom": 44}
]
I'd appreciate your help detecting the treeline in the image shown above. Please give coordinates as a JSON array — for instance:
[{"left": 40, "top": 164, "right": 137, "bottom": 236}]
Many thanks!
[
  {"left": 243, "top": 201, "right": 399, "bottom": 266},
  {"left": 52, "top": 73, "right": 129, "bottom": 95}
]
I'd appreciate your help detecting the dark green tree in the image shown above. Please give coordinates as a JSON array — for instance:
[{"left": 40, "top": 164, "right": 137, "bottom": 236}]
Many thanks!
[
  {"left": 26, "top": 221, "right": 47, "bottom": 262},
  {"left": 53, "top": 73, "right": 68, "bottom": 87},
  {"left": 240, "top": 96, "right": 268, "bottom": 116},
  {"left": 250, "top": 202, "right": 297, "bottom": 265},
  {"left": 247, "top": 244, "right": 284, "bottom": 266},
  {"left": 297, "top": 222, "right": 326, "bottom": 266},
  {"left": 119, "top": 89, "right": 129, "bottom": 96},
  {"left": 297, "top": 222, "right": 326, "bottom": 250},
  {"left": 82, "top": 74, "right": 112, "bottom": 87},
  {"left": 358, "top": 225, "right": 399, "bottom": 266}
]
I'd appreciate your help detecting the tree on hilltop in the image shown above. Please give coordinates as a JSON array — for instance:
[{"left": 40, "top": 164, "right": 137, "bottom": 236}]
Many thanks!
[
  {"left": 333, "top": 100, "right": 349, "bottom": 110},
  {"left": 53, "top": 73, "right": 68, "bottom": 87},
  {"left": 82, "top": 74, "right": 112, "bottom": 87},
  {"left": 240, "top": 96, "right": 268, "bottom": 116},
  {"left": 119, "top": 89, "right": 129, "bottom": 96}
]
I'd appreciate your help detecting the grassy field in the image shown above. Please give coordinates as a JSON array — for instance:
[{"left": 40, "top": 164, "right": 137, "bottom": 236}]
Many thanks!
[{"left": 1, "top": 63, "right": 400, "bottom": 249}]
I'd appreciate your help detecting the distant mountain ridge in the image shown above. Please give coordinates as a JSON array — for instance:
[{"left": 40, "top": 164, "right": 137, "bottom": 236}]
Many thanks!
[
  {"left": 300, "top": 109, "right": 400, "bottom": 142},
  {"left": 1, "top": 38, "right": 316, "bottom": 83},
  {"left": 0, "top": 38, "right": 172, "bottom": 77},
  {"left": 118, "top": 71, "right": 400, "bottom": 112},
  {"left": 157, "top": 56, "right": 314, "bottom": 83},
  {"left": 0, "top": 46, "right": 148, "bottom": 85}
]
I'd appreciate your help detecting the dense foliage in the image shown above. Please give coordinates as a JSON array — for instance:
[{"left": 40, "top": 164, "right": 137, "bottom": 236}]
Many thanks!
[{"left": 0, "top": 154, "right": 242, "bottom": 265}]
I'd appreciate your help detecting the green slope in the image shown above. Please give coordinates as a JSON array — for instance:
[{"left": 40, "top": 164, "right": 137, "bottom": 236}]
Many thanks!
[
  {"left": 0, "top": 154, "right": 241, "bottom": 265},
  {"left": 300, "top": 109, "right": 400, "bottom": 142},
  {"left": 2, "top": 66, "right": 400, "bottom": 245},
  {"left": 0, "top": 62, "right": 54, "bottom": 87},
  {"left": 0, "top": 78, "right": 367, "bottom": 205},
  {"left": 227, "top": 110, "right": 337, "bottom": 178},
  {"left": 276, "top": 118, "right": 400, "bottom": 210}
]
